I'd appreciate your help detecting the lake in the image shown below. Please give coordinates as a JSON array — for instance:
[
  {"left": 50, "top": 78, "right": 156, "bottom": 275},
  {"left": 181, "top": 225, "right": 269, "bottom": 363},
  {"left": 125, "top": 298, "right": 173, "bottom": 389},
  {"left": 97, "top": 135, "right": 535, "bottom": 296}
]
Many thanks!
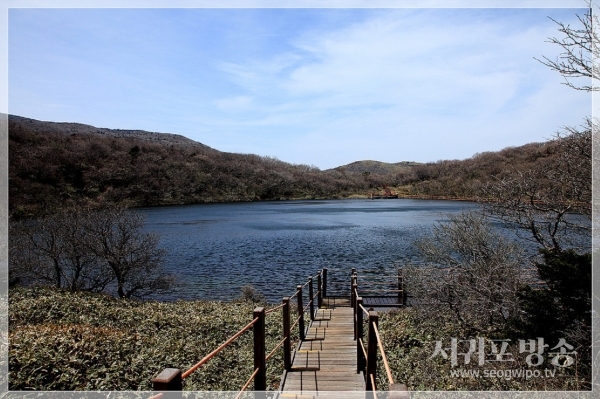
[{"left": 141, "top": 199, "right": 478, "bottom": 302}]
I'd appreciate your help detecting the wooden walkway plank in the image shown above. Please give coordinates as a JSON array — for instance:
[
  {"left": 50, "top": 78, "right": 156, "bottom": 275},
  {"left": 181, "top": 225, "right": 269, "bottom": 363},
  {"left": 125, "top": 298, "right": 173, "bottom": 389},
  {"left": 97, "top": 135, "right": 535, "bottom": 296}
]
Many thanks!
[{"left": 280, "top": 300, "right": 365, "bottom": 394}]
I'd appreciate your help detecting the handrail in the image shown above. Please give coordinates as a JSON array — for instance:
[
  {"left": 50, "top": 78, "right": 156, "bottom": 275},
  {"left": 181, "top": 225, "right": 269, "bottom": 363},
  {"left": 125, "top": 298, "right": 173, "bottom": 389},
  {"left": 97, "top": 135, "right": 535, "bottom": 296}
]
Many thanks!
[
  {"left": 359, "top": 289, "right": 402, "bottom": 293},
  {"left": 373, "top": 323, "right": 394, "bottom": 385},
  {"left": 354, "top": 281, "right": 398, "bottom": 286},
  {"left": 302, "top": 299, "right": 312, "bottom": 313},
  {"left": 359, "top": 303, "right": 370, "bottom": 317},
  {"left": 354, "top": 268, "right": 406, "bottom": 394},
  {"left": 354, "top": 269, "right": 406, "bottom": 309},
  {"left": 153, "top": 269, "right": 324, "bottom": 392},
  {"left": 370, "top": 373, "right": 377, "bottom": 393},
  {"left": 265, "top": 336, "right": 287, "bottom": 361},
  {"left": 265, "top": 302, "right": 285, "bottom": 314},
  {"left": 354, "top": 275, "right": 403, "bottom": 279},
  {"left": 182, "top": 316, "right": 259, "bottom": 379},
  {"left": 290, "top": 313, "right": 303, "bottom": 332},
  {"left": 235, "top": 368, "right": 259, "bottom": 399},
  {"left": 359, "top": 337, "right": 367, "bottom": 359}
]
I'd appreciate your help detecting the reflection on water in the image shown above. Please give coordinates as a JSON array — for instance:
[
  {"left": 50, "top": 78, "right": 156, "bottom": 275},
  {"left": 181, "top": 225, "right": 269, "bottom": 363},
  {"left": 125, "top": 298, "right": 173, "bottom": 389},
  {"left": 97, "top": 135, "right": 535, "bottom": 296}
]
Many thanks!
[{"left": 141, "top": 199, "right": 477, "bottom": 302}]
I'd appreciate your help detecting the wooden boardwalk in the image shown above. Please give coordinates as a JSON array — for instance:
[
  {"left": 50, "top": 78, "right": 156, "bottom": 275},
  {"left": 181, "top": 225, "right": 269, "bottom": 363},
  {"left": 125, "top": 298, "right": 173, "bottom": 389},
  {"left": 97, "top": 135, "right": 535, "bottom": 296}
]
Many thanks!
[{"left": 279, "top": 298, "right": 365, "bottom": 398}]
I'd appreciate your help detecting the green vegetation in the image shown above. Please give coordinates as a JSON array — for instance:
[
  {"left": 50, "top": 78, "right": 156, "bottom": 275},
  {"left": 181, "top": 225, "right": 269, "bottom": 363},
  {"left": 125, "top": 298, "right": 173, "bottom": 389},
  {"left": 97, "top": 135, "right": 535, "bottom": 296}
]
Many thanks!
[
  {"left": 376, "top": 309, "right": 589, "bottom": 391},
  {"left": 9, "top": 286, "right": 298, "bottom": 391},
  {"left": 512, "top": 250, "right": 592, "bottom": 344},
  {"left": 387, "top": 210, "right": 591, "bottom": 391},
  {"left": 9, "top": 285, "right": 589, "bottom": 392}
]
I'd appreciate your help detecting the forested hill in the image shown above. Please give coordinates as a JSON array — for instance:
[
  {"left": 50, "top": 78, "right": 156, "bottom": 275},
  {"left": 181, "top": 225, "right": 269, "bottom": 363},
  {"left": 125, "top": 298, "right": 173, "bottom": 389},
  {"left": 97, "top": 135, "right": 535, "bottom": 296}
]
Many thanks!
[
  {"left": 8, "top": 115, "right": 557, "bottom": 217},
  {"left": 8, "top": 115, "right": 394, "bottom": 217}
]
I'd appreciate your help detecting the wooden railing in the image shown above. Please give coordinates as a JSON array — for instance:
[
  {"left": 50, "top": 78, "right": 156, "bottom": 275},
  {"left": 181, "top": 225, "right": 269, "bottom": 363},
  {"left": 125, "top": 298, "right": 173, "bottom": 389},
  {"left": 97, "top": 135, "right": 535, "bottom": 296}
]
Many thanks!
[
  {"left": 351, "top": 267, "right": 407, "bottom": 307},
  {"left": 151, "top": 269, "right": 326, "bottom": 396},
  {"left": 352, "top": 269, "right": 409, "bottom": 398}
]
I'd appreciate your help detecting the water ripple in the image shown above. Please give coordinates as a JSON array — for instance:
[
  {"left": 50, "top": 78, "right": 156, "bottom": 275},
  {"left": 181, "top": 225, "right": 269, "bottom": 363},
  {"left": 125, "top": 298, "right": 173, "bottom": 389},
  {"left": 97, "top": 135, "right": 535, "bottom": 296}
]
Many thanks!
[{"left": 140, "top": 199, "right": 477, "bottom": 302}]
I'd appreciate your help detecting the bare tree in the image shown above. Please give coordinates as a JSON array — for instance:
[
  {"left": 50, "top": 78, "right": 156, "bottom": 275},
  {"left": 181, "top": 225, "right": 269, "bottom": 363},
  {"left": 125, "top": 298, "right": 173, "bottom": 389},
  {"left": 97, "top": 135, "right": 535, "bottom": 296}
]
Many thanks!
[
  {"left": 10, "top": 217, "right": 63, "bottom": 288},
  {"left": 481, "top": 122, "right": 591, "bottom": 253},
  {"left": 9, "top": 207, "right": 114, "bottom": 291},
  {"left": 482, "top": 2, "right": 595, "bottom": 253},
  {"left": 406, "top": 211, "right": 526, "bottom": 335},
  {"left": 57, "top": 208, "right": 114, "bottom": 292},
  {"left": 535, "top": 3, "right": 598, "bottom": 91},
  {"left": 483, "top": 7, "right": 594, "bottom": 251},
  {"left": 9, "top": 206, "right": 174, "bottom": 298},
  {"left": 85, "top": 206, "right": 173, "bottom": 299}
]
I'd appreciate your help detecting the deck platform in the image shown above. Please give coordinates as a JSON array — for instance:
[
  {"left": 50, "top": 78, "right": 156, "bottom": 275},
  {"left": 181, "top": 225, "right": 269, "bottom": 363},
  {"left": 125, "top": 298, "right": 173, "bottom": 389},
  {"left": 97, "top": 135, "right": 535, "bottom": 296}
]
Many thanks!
[{"left": 362, "top": 295, "right": 404, "bottom": 308}]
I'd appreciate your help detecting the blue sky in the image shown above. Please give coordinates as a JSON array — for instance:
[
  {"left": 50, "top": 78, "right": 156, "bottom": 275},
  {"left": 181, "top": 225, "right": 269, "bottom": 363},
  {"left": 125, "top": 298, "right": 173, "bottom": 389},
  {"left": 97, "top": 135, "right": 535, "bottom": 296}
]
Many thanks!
[{"left": 7, "top": 2, "right": 592, "bottom": 169}]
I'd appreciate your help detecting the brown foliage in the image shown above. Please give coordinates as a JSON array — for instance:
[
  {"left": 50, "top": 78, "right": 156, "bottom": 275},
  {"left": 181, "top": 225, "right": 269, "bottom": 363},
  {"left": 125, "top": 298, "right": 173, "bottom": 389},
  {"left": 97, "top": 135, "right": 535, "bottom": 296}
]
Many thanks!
[
  {"left": 9, "top": 113, "right": 587, "bottom": 220},
  {"left": 9, "top": 115, "right": 394, "bottom": 217}
]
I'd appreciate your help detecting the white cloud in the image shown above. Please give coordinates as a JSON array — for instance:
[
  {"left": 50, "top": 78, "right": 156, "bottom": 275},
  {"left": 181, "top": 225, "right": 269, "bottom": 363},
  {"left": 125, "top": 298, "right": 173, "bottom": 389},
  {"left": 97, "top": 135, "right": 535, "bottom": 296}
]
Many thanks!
[
  {"left": 204, "top": 9, "right": 589, "bottom": 168},
  {"left": 8, "top": 7, "right": 590, "bottom": 169}
]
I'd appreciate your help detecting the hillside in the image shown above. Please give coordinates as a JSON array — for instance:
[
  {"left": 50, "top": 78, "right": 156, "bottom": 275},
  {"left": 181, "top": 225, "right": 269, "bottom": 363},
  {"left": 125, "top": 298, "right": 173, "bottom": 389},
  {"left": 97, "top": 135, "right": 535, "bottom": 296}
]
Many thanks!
[
  {"left": 331, "top": 143, "right": 558, "bottom": 199},
  {"left": 398, "top": 142, "right": 556, "bottom": 198},
  {"left": 9, "top": 115, "right": 209, "bottom": 148},
  {"left": 331, "top": 160, "right": 421, "bottom": 176},
  {"left": 8, "top": 115, "right": 396, "bottom": 217},
  {"left": 8, "top": 115, "right": 562, "bottom": 217}
]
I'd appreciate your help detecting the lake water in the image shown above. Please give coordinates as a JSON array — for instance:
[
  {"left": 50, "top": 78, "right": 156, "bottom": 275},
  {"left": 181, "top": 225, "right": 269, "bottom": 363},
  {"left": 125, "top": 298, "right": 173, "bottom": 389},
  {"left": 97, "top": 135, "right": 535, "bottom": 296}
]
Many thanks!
[{"left": 141, "top": 199, "right": 478, "bottom": 302}]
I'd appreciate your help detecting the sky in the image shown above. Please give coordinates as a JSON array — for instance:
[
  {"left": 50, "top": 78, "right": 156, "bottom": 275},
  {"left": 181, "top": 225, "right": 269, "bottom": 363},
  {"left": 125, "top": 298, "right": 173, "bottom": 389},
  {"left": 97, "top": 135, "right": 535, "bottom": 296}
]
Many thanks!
[{"left": 6, "top": 1, "right": 593, "bottom": 170}]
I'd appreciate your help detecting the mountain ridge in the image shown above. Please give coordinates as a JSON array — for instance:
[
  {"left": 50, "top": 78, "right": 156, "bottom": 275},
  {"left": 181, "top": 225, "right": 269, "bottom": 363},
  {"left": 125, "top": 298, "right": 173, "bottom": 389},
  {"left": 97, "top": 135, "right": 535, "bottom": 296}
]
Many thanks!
[
  {"left": 8, "top": 114, "right": 555, "bottom": 218},
  {"left": 9, "top": 114, "right": 214, "bottom": 150},
  {"left": 10, "top": 115, "right": 425, "bottom": 170}
]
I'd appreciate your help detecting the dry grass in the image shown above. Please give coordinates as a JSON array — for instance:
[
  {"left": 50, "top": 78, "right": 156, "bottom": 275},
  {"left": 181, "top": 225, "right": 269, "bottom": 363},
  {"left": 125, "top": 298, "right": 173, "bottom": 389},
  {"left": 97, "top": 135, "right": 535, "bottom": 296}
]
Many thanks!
[
  {"left": 9, "top": 287, "right": 591, "bottom": 392},
  {"left": 9, "top": 286, "right": 298, "bottom": 391}
]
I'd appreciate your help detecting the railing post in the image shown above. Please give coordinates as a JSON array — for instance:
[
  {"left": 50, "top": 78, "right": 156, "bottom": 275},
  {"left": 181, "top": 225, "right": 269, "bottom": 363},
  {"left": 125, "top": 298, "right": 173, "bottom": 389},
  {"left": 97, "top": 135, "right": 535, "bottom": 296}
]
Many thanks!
[
  {"left": 356, "top": 297, "right": 365, "bottom": 374},
  {"left": 397, "top": 275, "right": 403, "bottom": 305},
  {"left": 352, "top": 283, "right": 358, "bottom": 342},
  {"left": 366, "top": 310, "right": 379, "bottom": 391},
  {"left": 153, "top": 368, "right": 182, "bottom": 394},
  {"left": 322, "top": 268, "right": 328, "bottom": 298},
  {"left": 253, "top": 307, "right": 266, "bottom": 391},
  {"left": 317, "top": 271, "right": 323, "bottom": 308},
  {"left": 296, "top": 285, "right": 305, "bottom": 340},
  {"left": 282, "top": 297, "right": 292, "bottom": 371},
  {"left": 308, "top": 277, "right": 315, "bottom": 320},
  {"left": 351, "top": 267, "right": 357, "bottom": 294},
  {"left": 350, "top": 269, "right": 358, "bottom": 308}
]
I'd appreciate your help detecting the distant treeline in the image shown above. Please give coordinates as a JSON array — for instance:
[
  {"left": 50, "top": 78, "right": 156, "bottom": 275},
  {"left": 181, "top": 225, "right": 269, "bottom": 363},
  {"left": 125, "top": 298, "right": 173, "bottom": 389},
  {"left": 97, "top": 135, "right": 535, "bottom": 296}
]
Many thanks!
[{"left": 8, "top": 115, "right": 560, "bottom": 217}]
